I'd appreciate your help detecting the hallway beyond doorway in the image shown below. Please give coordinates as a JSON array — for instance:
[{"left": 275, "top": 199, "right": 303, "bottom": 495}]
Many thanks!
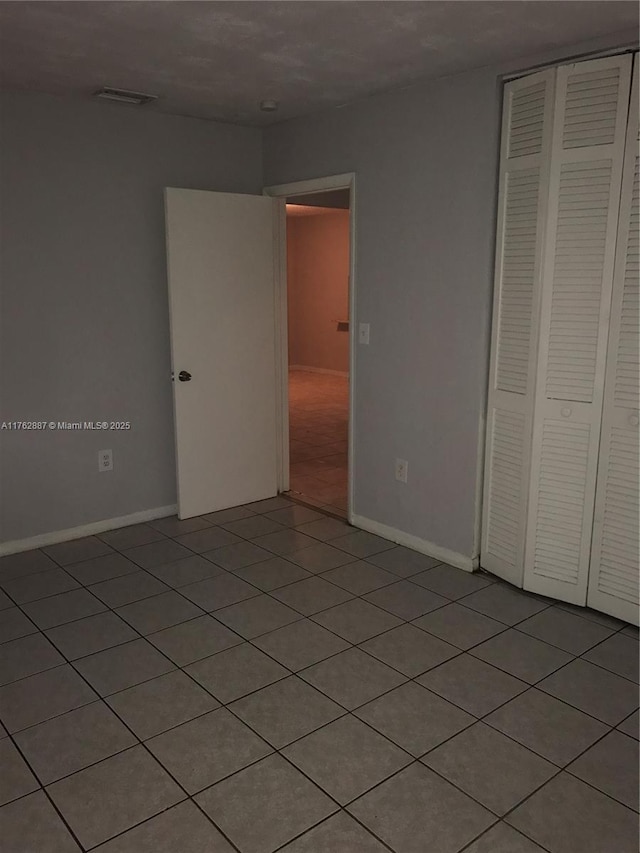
[{"left": 286, "top": 370, "right": 348, "bottom": 517}]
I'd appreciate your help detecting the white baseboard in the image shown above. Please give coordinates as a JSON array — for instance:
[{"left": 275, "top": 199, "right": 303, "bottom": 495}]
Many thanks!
[
  {"left": 289, "top": 365, "right": 349, "bottom": 377},
  {"left": 351, "top": 513, "right": 479, "bottom": 573},
  {"left": 0, "top": 505, "right": 178, "bottom": 557}
]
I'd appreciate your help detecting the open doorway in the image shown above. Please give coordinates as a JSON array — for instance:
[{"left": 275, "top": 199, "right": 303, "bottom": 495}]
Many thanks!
[{"left": 285, "top": 191, "right": 350, "bottom": 516}]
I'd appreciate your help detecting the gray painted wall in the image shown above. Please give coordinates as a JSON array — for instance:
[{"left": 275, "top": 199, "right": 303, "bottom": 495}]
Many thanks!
[
  {"left": 264, "top": 32, "right": 637, "bottom": 560},
  {"left": 1, "top": 30, "right": 634, "bottom": 553},
  {"left": 0, "top": 92, "right": 262, "bottom": 542}
]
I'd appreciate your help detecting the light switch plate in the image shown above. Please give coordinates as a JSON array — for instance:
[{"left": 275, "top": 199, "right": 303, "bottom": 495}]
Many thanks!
[
  {"left": 358, "top": 323, "right": 370, "bottom": 345},
  {"left": 395, "top": 458, "right": 408, "bottom": 483}
]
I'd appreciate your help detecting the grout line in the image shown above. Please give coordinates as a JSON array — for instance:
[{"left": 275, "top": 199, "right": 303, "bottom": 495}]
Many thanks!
[
  {"left": 0, "top": 571, "right": 84, "bottom": 606},
  {"left": 4, "top": 702, "right": 634, "bottom": 847},
  {"left": 2, "top": 551, "right": 634, "bottom": 736},
  {"left": 7, "top": 572, "right": 471, "bottom": 846},
  {"left": 562, "top": 730, "right": 640, "bottom": 812},
  {"left": 1, "top": 507, "right": 637, "bottom": 853},
  {"left": 39, "top": 609, "right": 244, "bottom": 851},
  {"left": 187, "top": 799, "right": 245, "bottom": 853},
  {"left": 458, "top": 818, "right": 556, "bottom": 853},
  {"left": 1, "top": 556, "right": 633, "bottom": 746},
  {"left": 270, "top": 808, "right": 399, "bottom": 853},
  {"left": 2, "top": 725, "right": 92, "bottom": 852}
]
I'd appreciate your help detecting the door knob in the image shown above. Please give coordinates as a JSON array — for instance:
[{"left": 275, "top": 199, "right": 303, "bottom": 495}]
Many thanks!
[{"left": 178, "top": 370, "right": 192, "bottom": 382}]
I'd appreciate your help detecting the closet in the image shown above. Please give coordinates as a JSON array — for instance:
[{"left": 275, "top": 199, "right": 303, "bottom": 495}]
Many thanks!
[{"left": 482, "top": 52, "right": 639, "bottom": 624}]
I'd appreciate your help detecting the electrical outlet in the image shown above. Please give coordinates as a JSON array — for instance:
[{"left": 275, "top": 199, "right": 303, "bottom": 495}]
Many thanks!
[
  {"left": 395, "top": 458, "right": 408, "bottom": 483},
  {"left": 358, "top": 323, "right": 370, "bottom": 345},
  {"left": 98, "top": 449, "right": 113, "bottom": 472}
]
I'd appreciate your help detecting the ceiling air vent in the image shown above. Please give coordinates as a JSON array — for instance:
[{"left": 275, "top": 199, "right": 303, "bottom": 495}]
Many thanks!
[{"left": 94, "top": 87, "right": 158, "bottom": 106}]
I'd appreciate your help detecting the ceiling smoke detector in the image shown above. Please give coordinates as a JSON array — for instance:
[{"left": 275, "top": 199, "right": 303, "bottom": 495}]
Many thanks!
[
  {"left": 94, "top": 87, "right": 158, "bottom": 106},
  {"left": 260, "top": 99, "right": 278, "bottom": 112}
]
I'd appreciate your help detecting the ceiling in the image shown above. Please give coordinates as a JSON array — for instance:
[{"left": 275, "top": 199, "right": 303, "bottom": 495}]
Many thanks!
[{"left": 0, "top": 1, "right": 637, "bottom": 126}]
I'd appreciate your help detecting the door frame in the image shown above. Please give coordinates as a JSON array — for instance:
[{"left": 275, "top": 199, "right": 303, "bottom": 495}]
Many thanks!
[{"left": 263, "top": 173, "right": 357, "bottom": 523}]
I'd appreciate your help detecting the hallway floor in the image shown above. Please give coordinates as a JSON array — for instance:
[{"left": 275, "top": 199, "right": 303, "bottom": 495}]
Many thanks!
[
  {"left": 287, "top": 369, "right": 348, "bottom": 516},
  {"left": 0, "top": 496, "right": 638, "bottom": 852}
]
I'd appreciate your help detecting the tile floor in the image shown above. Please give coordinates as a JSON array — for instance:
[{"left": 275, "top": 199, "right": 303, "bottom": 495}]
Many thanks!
[
  {"left": 287, "top": 369, "right": 348, "bottom": 516},
  {"left": 0, "top": 495, "right": 638, "bottom": 852}
]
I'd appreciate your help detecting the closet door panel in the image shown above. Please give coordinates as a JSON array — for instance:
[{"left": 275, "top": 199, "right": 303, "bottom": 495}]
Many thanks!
[
  {"left": 481, "top": 71, "right": 555, "bottom": 584},
  {"left": 588, "top": 57, "right": 639, "bottom": 625},
  {"left": 523, "top": 55, "right": 633, "bottom": 604}
]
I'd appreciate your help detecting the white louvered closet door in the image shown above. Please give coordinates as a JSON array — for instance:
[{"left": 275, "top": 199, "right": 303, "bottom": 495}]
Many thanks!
[
  {"left": 588, "top": 57, "right": 639, "bottom": 625},
  {"left": 481, "top": 70, "right": 555, "bottom": 585},
  {"left": 523, "top": 55, "right": 633, "bottom": 604}
]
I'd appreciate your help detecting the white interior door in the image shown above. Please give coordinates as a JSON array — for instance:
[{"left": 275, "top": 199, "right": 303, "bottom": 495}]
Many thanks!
[
  {"left": 523, "top": 55, "right": 632, "bottom": 604},
  {"left": 587, "top": 56, "right": 640, "bottom": 625},
  {"left": 165, "top": 188, "right": 279, "bottom": 518},
  {"left": 481, "top": 69, "right": 556, "bottom": 585}
]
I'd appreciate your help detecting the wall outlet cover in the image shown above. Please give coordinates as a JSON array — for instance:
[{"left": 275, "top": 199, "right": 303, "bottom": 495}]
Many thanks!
[{"left": 98, "top": 449, "right": 113, "bottom": 472}]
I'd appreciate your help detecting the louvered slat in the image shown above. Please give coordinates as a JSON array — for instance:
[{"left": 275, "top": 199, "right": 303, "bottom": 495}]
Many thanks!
[
  {"left": 486, "top": 410, "right": 526, "bottom": 565},
  {"left": 563, "top": 67, "right": 620, "bottom": 148},
  {"left": 532, "top": 420, "right": 590, "bottom": 583},
  {"left": 508, "top": 81, "right": 546, "bottom": 158},
  {"left": 496, "top": 168, "right": 539, "bottom": 394},
  {"left": 614, "top": 156, "right": 639, "bottom": 407},
  {"left": 594, "top": 428, "right": 640, "bottom": 603},
  {"left": 545, "top": 161, "right": 612, "bottom": 402}
]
